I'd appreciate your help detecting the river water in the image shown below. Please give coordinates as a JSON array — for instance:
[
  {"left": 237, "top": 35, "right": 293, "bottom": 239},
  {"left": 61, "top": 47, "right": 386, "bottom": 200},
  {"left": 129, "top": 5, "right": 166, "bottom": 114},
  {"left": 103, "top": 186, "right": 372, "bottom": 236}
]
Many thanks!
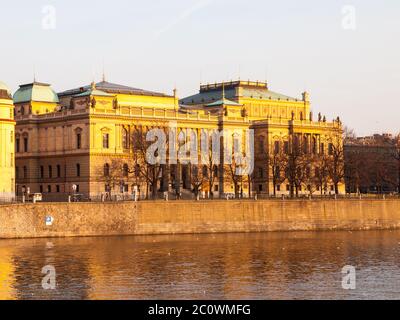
[{"left": 0, "top": 230, "right": 399, "bottom": 300}]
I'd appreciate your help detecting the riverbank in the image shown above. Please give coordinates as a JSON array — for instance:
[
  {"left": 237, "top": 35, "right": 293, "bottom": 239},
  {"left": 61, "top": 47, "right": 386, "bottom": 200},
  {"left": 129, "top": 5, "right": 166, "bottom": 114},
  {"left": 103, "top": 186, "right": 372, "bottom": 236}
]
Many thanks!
[{"left": 0, "top": 199, "right": 400, "bottom": 239}]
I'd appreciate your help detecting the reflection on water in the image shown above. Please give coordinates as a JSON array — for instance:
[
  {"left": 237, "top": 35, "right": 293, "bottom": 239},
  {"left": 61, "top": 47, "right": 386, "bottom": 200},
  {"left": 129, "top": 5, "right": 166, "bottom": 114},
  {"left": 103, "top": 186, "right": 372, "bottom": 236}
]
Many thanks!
[{"left": 0, "top": 230, "right": 400, "bottom": 300}]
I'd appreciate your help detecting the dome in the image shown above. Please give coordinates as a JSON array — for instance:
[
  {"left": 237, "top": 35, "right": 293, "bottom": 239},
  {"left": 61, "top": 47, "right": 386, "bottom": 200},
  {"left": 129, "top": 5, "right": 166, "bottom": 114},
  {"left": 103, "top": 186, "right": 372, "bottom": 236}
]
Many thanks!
[
  {"left": 0, "top": 81, "right": 11, "bottom": 95},
  {"left": 13, "top": 81, "right": 59, "bottom": 104}
]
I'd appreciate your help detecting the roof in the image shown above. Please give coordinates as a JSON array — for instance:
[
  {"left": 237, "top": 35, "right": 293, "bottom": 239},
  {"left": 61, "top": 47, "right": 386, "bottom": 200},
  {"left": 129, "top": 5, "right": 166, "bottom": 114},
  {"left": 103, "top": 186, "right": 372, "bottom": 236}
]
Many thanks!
[
  {"left": 206, "top": 98, "right": 242, "bottom": 107},
  {"left": 74, "top": 87, "right": 114, "bottom": 98},
  {"left": 58, "top": 81, "right": 171, "bottom": 98},
  {"left": 13, "top": 82, "right": 59, "bottom": 104},
  {"left": 180, "top": 80, "right": 300, "bottom": 105}
]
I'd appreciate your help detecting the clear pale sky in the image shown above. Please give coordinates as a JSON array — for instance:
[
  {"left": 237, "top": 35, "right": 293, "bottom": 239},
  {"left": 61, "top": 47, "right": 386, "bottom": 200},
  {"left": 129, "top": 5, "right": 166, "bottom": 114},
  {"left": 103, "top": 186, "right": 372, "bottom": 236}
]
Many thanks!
[{"left": 0, "top": 0, "right": 399, "bottom": 136}]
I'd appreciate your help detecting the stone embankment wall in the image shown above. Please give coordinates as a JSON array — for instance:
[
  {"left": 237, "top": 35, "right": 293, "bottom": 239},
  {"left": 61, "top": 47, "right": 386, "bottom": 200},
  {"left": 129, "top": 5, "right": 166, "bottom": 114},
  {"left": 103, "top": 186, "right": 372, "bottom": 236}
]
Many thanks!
[{"left": 0, "top": 200, "right": 399, "bottom": 239}]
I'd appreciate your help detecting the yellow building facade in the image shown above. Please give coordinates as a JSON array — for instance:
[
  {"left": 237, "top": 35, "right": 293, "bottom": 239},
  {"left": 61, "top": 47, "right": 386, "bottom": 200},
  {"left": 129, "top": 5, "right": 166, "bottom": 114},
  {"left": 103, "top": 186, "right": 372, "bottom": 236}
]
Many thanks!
[
  {"left": 14, "top": 79, "right": 344, "bottom": 200},
  {"left": 0, "top": 81, "right": 15, "bottom": 201}
]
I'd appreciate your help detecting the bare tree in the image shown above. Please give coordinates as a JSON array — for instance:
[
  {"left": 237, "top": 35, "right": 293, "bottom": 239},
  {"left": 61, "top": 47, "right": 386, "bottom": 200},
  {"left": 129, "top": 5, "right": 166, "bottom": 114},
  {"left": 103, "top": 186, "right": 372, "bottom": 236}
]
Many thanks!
[
  {"left": 269, "top": 151, "right": 287, "bottom": 197},
  {"left": 327, "top": 135, "right": 345, "bottom": 195}
]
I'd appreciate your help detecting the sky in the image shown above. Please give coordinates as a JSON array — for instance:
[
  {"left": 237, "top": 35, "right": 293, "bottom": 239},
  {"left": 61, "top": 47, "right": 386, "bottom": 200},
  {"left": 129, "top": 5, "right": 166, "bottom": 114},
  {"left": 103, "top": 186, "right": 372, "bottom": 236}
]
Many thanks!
[{"left": 0, "top": 0, "right": 399, "bottom": 136}]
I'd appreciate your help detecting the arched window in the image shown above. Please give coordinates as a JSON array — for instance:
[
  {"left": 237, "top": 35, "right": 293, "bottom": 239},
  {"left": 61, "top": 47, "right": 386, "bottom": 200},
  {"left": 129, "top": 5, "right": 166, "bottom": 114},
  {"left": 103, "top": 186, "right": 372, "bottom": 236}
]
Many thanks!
[
  {"left": 20, "top": 106, "right": 25, "bottom": 115},
  {"left": 104, "top": 163, "right": 110, "bottom": 177},
  {"left": 122, "top": 128, "right": 129, "bottom": 149}
]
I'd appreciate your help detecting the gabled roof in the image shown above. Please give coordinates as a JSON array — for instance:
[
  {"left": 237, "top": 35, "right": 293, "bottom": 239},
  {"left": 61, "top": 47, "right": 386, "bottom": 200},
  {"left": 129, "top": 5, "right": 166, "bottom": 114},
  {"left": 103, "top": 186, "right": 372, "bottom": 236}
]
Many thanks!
[
  {"left": 74, "top": 88, "right": 114, "bottom": 98},
  {"left": 59, "top": 81, "right": 171, "bottom": 98},
  {"left": 206, "top": 98, "right": 242, "bottom": 107}
]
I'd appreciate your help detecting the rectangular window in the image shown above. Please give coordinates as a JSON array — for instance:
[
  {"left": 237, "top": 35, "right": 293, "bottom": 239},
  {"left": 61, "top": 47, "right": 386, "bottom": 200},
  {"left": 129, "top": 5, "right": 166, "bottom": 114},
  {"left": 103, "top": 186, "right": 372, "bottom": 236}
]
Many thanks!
[
  {"left": 16, "top": 139, "right": 20, "bottom": 153},
  {"left": 274, "top": 141, "right": 280, "bottom": 154},
  {"left": 77, "top": 133, "right": 81, "bottom": 149},
  {"left": 56, "top": 185, "right": 60, "bottom": 193},
  {"left": 103, "top": 133, "right": 109, "bottom": 149},
  {"left": 284, "top": 141, "right": 289, "bottom": 154},
  {"left": 47, "top": 185, "right": 51, "bottom": 193},
  {"left": 76, "top": 164, "right": 81, "bottom": 177},
  {"left": 48, "top": 166, "right": 52, "bottom": 178},
  {"left": 57, "top": 165, "right": 61, "bottom": 178},
  {"left": 328, "top": 143, "right": 334, "bottom": 155},
  {"left": 276, "top": 185, "right": 281, "bottom": 192},
  {"left": 23, "top": 138, "right": 28, "bottom": 152},
  {"left": 40, "top": 166, "right": 44, "bottom": 179}
]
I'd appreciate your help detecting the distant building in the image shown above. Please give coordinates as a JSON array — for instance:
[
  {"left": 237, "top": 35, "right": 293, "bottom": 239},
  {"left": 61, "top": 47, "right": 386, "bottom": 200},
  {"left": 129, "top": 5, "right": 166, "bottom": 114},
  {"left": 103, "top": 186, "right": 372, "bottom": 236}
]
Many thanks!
[
  {"left": 345, "top": 134, "right": 400, "bottom": 194},
  {"left": 0, "top": 81, "right": 15, "bottom": 200}
]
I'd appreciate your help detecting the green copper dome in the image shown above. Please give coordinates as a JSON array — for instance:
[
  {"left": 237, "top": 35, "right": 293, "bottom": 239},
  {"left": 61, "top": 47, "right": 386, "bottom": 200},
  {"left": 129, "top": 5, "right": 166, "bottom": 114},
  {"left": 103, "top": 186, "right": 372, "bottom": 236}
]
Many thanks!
[{"left": 13, "top": 82, "right": 59, "bottom": 104}]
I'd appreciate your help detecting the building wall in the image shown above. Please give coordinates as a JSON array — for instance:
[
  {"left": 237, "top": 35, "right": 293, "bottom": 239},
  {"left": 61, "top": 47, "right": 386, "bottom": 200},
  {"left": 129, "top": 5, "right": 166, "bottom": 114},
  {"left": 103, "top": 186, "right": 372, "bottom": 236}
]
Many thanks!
[
  {"left": 0, "top": 96, "right": 15, "bottom": 200},
  {"left": 0, "top": 199, "right": 399, "bottom": 239}
]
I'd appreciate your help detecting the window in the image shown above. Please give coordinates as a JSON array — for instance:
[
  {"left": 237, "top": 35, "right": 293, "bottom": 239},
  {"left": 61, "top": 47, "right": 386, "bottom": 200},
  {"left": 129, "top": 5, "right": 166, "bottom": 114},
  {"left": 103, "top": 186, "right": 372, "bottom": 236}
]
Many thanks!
[
  {"left": 134, "top": 164, "right": 140, "bottom": 177},
  {"left": 276, "top": 185, "right": 281, "bottom": 192},
  {"left": 202, "top": 165, "right": 208, "bottom": 177},
  {"left": 76, "top": 164, "right": 81, "bottom": 177},
  {"left": 320, "top": 143, "right": 325, "bottom": 154},
  {"left": 259, "top": 136, "right": 265, "bottom": 153},
  {"left": 258, "top": 167, "right": 264, "bottom": 179},
  {"left": 328, "top": 143, "right": 334, "bottom": 155},
  {"left": 77, "top": 133, "right": 81, "bottom": 149},
  {"left": 103, "top": 133, "right": 110, "bottom": 149},
  {"left": 312, "top": 137, "right": 317, "bottom": 154},
  {"left": 16, "top": 167, "right": 19, "bottom": 179},
  {"left": 123, "top": 164, "right": 129, "bottom": 177},
  {"left": 23, "top": 137, "right": 28, "bottom": 152},
  {"left": 258, "top": 184, "right": 263, "bottom": 192},
  {"left": 47, "top": 185, "right": 52, "bottom": 193},
  {"left": 274, "top": 141, "right": 280, "bottom": 154},
  {"left": 40, "top": 185, "right": 43, "bottom": 193},
  {"left": 104, "top": 163, "right": 110, "bottom": 177},
  {"left": 23, "top": 166, "right": 27, "bottom": 179},
  {"left": 274, "top": 166, "right": 280, "bottom": 179},
  {"left": 48, "top": 165, "right": 52, "bottom": 178},
  {"left": 40, "top": 166, "right": 44, "bottom": 179},
  {"left": 303, "top": 136, "right": 309, "bottom": 154},
  {"left": 213, "top": 165, "right": 219, "bottom": 178},
  {"left": 57, "top": 165, "right": 61, "bottom": 178},
  {"left": 284, "top": 141, "right": 289, "bottom": 154},
  {"left": 56, "top": 185, "right": 60, "bottom": 193},
  {"left": 286, "top": 184, "right": 290, "bottom": 191},
  {"left": 20, "top": 106, "right": 25, "bottom": 115},
  {"left": 122, "top": 128, "right": 129, "bottom": 149},
  {"left": 16, "top": 138, "right": 20, "bottom": 153}
]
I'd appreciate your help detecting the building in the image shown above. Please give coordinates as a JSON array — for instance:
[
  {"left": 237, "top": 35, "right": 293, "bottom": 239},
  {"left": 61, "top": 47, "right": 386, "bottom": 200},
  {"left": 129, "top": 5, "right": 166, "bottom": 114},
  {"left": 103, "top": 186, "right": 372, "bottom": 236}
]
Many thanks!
[
  {"left": 345, "top": 134, "right": 400, "bottom": 194},
  {"left": 181, "top": 80, "right": 345, "bottom": 196},
  {"left": 15, "top": 79, "right": 345, "bottom": 200},
  {"left": 0, "top": 81, "right": 15, "bottom": 201}
]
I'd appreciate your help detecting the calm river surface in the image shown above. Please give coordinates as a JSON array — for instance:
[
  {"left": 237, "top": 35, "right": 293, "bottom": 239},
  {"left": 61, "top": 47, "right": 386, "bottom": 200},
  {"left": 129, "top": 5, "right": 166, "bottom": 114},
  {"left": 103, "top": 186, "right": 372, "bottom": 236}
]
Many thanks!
[{"left": 0, "top": 230, "right": 400, "bottom": 300}]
